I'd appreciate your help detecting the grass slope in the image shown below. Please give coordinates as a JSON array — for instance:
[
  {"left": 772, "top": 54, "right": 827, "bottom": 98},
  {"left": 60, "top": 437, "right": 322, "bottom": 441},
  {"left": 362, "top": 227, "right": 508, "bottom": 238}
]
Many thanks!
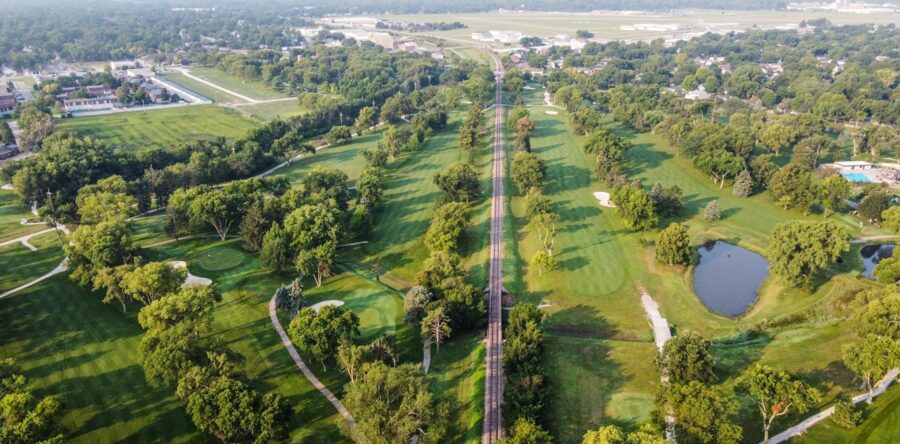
[
  {"left": 0, "top": 231, "right": 64, "bottom": 293},
  {"left": 793, "top": 384, "right": 900, "bottom": 444},
  {"left": 57, "top": 105, "right": 257, "bottom": 152},
  {"left": 0, "top": 189, "right": 47, "bottom": 243}
]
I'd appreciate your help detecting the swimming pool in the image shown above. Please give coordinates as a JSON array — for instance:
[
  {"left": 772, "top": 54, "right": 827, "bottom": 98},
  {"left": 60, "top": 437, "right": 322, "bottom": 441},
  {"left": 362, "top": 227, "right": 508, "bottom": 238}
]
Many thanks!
[{"left": 842, "top": 172, "right": 873, "bottom": 183}]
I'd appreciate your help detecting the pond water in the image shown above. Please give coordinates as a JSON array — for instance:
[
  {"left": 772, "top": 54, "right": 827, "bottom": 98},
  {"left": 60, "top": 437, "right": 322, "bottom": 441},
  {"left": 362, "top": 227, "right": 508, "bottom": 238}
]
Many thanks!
[
  {"left": 860, "top": 244, "right": 896, "bottom": 279},
  {"left": 693, "top": 241, "right": 770, "bottom": 317}
]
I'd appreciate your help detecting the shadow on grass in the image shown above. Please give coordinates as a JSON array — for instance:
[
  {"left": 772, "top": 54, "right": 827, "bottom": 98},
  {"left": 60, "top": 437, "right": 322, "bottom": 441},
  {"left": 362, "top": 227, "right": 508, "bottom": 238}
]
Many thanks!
[{"left": 545, "top": 304, "right": 619, "bottom": 340}]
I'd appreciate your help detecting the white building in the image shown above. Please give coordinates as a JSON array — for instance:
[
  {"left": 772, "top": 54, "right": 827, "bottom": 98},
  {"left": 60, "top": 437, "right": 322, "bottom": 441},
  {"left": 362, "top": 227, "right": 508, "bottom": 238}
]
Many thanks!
[
  {"left": 109, "top": 60, "right": 136, "bottom": 71},
  {"left": 471, "top": 30, "right": 524, "bottom": 44},
  {"left": 64, "top": 96, "right": 117, "bottom": 112},
  {"left": 685, "top": 85, "right": 712, "bottom": 101},
  {"left": 620, "top": 23, "right": 683, "bottom": 32}
]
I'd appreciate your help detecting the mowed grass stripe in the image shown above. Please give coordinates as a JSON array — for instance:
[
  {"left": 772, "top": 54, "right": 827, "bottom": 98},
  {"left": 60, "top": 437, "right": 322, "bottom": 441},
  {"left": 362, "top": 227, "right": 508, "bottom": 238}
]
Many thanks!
[
  {"left": 0, "top": 275, "right": 202, "bottom": 443},
  {"left": 57, "top": 105, "right": 257, "bottom": 152},
  {"left": 0, "top": 190, "right": 47, "bottom": 243}
]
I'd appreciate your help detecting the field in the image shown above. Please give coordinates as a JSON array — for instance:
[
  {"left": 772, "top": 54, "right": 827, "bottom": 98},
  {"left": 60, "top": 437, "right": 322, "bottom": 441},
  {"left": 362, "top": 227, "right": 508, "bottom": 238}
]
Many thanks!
[
  {"left": 510, "top": 85, "right": 888, "bottom": 441},
  {"left": 0, "top": 231, "right": 64, "bottom": 293},
  {"left": 56, "top": 105, "right": 257, "bottom": 152},
  {"left": 232, "top": 100, "right": 308, "bottom": 120},
  {"left": 380, "top": 10, "right": 900, "bottom": 41},
  {"left": 159, "top": 72, "right": 241, "bottom": 103},
  {"left": 0, "top": 189, "right": 47, "bottom": 243},
  {"left": 794, "top": 384, "right": 900, "bottom": 444},
  {"left": 184, "top": 67, "right": 288, "bottom": 101}
]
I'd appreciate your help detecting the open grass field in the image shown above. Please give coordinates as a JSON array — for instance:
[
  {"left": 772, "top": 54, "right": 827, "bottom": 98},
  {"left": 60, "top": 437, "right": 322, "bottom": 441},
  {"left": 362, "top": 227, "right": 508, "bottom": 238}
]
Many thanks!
[
  {"left": 186, "top": 67, "right": 288, "bottom": 101},
  {"left": 0, "top": 231, "right": 64, "bottom": 293},
  {"left": 56, "top": 105, "right": 257, "bottom": 152},
  {"left": 510, "top": 84, "right": 888, "bottom": 441},
  {"left": 160, "top": 72, "right": 242, "bottom": 103},
  {"left": 428, "top": 332, "right": 485, "bottom": 444},
  {"left": 0, "top": 189, "right": 47, "bottom": 243},
  {"left": 232, "top": 100, "right": 308, "bottom": 121},
  {"left": 278, "top": 129, "right": 384, "bottom": 186},
  {"left": 381, "top": 11, "right": 900, "bottom": 41}
]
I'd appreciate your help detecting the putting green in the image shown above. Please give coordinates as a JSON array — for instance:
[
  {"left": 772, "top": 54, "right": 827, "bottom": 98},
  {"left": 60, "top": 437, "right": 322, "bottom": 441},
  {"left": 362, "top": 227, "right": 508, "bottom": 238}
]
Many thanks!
[{"left": 196, "top": 247, "right": 245, "bottom": 271}]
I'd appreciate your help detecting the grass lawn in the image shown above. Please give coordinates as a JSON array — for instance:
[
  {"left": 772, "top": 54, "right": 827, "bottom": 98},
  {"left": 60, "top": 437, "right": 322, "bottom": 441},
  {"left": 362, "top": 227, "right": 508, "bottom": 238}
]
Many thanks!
[
  {"left": 428, "top": 332, "right": 485, "bottom": 443},
  {"left": 233, "top": 100, "right": 308, "bottom": 121},
  {"left": 0, "top": 275, "right": 205, "bottom": 443},
  {"left": 0, "top": 189, "right": 48, "bottom": 243},
  {"left": 794, "top": 384, "right": 900, "bottom": 444},
  {"left": 278, "top": 130, "right": 383, "bottom": 186},
  {"left": 187, "top": 67, "right": 288, "bottom": 101},
  {"left": 0, "top": 231, "right": 64, "bottom": 293},
  {"left": 160, "top": 72, "right": 244, "bottom": 103},
  {"left": 57, "top": 105, "right": 257, "bottom": 152}
]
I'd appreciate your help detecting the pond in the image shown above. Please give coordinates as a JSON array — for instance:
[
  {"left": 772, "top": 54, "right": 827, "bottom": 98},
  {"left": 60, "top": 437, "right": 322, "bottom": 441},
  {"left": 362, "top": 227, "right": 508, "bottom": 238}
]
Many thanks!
[
  {"left": 860, "top": 244, "right": 895, "bottom": 279},
  {"left": 693, "top": 241, "right": 770, "bottom": 317}
]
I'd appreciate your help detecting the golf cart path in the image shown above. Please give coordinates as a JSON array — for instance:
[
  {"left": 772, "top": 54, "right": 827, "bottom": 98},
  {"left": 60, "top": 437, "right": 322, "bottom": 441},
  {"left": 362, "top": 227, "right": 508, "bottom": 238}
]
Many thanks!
[
  {"left": 0, "top": 225, "right": 68, "bottom": 252},
  {"left": 267, "top": 296, "right": 360, "bottom": 436},
  {"left": 766, "top": 368, "right": 899, "bottom": 443},
  {"left": 851, "top": 235, "right": 900, "bottom": 244},
  {"left": 640, "top": 290, "right": 676, "bottom": 441},
  {"left": 0, "top": 260, "right": 68, "bottom": 299},
  {"left": 422, "top": 340, "right": 432, "bottom": 374}
]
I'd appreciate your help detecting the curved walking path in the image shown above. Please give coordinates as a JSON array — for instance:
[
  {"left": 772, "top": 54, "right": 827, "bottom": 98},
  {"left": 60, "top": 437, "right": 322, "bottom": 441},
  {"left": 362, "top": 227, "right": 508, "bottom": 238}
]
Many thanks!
[
  {"left": 765, "top": 368, "right": 898, "bottom": 444},
  {"left": 640, "top": 290, "right": 676, "bottom": 441},
  {"left": 851, "top": 235, "right": 900, "bottom": 244},
  {"left": 0, "top": 225, "right": 69, "bottom": 251},
  {"left": 0, "top": 259, "right": 68, "bottom": 299},
  {"left": 267, "top": 296, "right": 360, "bottom": 437}
]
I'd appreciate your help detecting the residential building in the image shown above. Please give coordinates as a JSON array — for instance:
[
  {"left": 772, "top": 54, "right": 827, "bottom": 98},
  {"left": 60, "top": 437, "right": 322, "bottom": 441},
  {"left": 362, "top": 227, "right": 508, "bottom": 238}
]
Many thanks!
[{"left": 0, "top": 91, "right": 16, "bottom": 116}]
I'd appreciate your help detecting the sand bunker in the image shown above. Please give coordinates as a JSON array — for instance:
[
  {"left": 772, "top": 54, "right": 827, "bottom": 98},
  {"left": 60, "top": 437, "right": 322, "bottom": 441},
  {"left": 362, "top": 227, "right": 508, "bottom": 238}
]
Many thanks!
[
  {"left": 310, "top": 300, "right": 345, "bottom": 312},
  {"left": 593, "top": 191, "right": 615, "bottom": 208},
  {"left": 169, "top": 261, "right": 213, "bottom": 287},
  {"left": 545, "top": 110, "right": 559, "bottom": 115}
]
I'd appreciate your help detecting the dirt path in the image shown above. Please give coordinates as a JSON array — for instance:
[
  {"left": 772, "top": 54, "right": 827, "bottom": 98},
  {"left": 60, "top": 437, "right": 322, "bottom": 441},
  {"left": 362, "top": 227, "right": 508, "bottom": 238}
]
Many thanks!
[
  {"left": 766, "top": 368, "right": 898, "bottom": 444},
  {"left": 267, "top": 296, "right": 360, "bottom": 437}
]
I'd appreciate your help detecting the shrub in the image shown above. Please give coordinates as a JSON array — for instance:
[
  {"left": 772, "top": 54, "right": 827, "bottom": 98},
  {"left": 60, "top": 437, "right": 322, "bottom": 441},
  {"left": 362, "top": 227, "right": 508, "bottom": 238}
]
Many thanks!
[{"left": 831, "top": 398, "right": 863, "bottom": 429}]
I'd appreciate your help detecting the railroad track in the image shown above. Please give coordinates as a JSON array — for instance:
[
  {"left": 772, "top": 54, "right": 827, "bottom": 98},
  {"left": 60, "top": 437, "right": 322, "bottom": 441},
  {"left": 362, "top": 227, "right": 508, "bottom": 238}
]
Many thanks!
[{"left": 482, "top": 48, "right": 505, "bottom": 444}]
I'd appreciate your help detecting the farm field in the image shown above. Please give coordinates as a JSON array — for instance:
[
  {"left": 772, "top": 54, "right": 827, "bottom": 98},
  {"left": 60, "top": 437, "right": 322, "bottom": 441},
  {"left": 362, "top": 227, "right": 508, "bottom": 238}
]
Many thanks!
[{"left": 56, "top": 105, "right": 257, "bottom": 152}]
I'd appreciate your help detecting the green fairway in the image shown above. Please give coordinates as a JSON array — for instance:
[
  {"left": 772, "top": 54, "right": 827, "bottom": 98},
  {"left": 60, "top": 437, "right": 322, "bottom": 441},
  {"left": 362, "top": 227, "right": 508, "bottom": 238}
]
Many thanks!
[
  {"left": 0, "top": 189, "right": 48, "bottom": 243},
  {"left": 794, "top": 384, "right": 900, "bottom": 444},
  {"left": 0, "top": 231, "right": 64, "bottom": 293},
  {"left": 278, "top": 130, "right": 383, "bottom": 186},
  {"left": 0, "top": 275, "right": 204, "bottom": 443},
  {"left": 428, "top": 333, "right": 485, "bottom": 443},
  {"left": 56, "top": 105, "right": 257, "bottom": 152}
]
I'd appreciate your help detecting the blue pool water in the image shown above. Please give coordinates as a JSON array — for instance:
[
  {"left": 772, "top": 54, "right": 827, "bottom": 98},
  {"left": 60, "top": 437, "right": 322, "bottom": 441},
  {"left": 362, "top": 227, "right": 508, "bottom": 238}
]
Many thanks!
[{"left": 842, "top": 172, "right": 873, "bottom": 183}]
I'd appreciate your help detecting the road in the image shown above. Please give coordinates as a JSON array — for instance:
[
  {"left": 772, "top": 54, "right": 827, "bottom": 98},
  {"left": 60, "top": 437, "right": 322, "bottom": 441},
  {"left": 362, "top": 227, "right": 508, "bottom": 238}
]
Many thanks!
[{"left": 483, "top": 48, "right": 505, "bottom": 444}]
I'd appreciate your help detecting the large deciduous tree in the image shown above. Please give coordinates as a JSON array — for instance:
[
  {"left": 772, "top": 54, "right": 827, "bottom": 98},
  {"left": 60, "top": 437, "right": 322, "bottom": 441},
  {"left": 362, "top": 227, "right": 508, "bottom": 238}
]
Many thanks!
[
  {"left": 667, "top": 381, "right": 742, "bottom": 444},
  {"left": 656, "top": 332, "right": 716, "bottom": 386},
  {"left": 612, "top": 184, "right": 658, "bottom": 231},
  {"left": 740, "top": 364, "right": 820, "bottom": 444},
  {"left": 121, "top": 261, "right": 187, "bottom": 306},
  {"left": 510, "top": 152, "right": 545, "bottom": 195},
  {"left": 843, "top": 334, "right": 900, "bottom": 403},
  {"left": 287, "top": 305, "right": 360, "bottom": 371},
  {"left": 433, "top": 163, "right": 481, "bottom": 203},
  {"left": 655, "top": 223, "right": 691, "bottom": 266},
  {"left": 75, "top": 175, "right": 135, "bottom": 224},
  {"left": 767, "top": 221, "right": 850, "bottom": 288},
  {"left": 420, "top": 306, "right": 452, "bottom": 353}
]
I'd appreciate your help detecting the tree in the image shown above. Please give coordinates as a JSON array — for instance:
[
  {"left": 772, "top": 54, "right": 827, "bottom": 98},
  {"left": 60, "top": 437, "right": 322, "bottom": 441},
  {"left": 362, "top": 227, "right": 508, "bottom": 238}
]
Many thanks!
[
  {"left": 858, "top": 191, "right": 891, "bottom": 223},
  {"left": 873, "top": 256, "right": 900, "bottom": 284},
  {"left": 274, "top": 279, "right": 306, "bottom": 318},
  {"left": 0, "top": 359, "right": 63, "bottom": 443},
  {"left": 768, "top": 221, "right": 850, "bottom": 288},
  {"left": 67, "top": 220, "right": 135, "bottom": 287},
  {"left": 354, "top": 106, "right": 378, "bottom": 134},
  {"left": 357, "top": 166, "right": 387, "bottom": 208},
  {"left": 178, "top": 187, "right": 241, "bottom": 241},
  {"left": 326, "top": 125, "right": 352, "bottom": 145},
  {"left": 667, "top": 381, "right": 742, "bottom": 444},
  {"left": 649, "top": 183, "right": 682, "bottom": 217},
  {"left": 583, "top": 425, "right": 625, "bottom": 444},
  {"left": 121, "top": 261, "right": 187, "bottom": 306},
  {"left": 583, "top": 128, "right": 632, "bottom": 183},
  {"left": 283, "top": 203, "right": 342, "bottom": 252},
  {"left": 655, "top": 223, "right": 692, "bottom": 266},
  {"left": 694, "top": 149, "right": 743, "bottom": 188},
  {"left": 529, "top": 208, "right": 559, "bottom": 256},
  {"left": 703, "top": 199, "right": 721, "bottom": 222},
  {"left": 612, "top": 184, "right": 658, "bottom": 231},
  {"left": 576, "top": 29, "right": 594, "bottom": 38},
  {"left": 740, "top": 364, "right": 821, "bottom": 443},
  {"left": 733, "top": 170, "right": 753, "bottom": 197},
  {"left": 421, "top": 306, "right": 451, "bottom": 353},
  {"left": 843, "top": 334, "right": 900, "bottom": 403},
  {"left": 624, "top": 424, "right": 667, "bottom": 444},
  {"left": 511, "top": 152, "right": 545, "bottom": 195},
  {"left": 433, "top": 163, "right": 480, "bottom": 203},
  {"left": 75, "top": 175, "right": 135, "bottom": 224},
  {"left": 16, "top": 103, "right": 54, "bottom": 151},
  {"left": 260, "top": 223, "right": 292, "bottom": 273},
  {"left": 499, "top": 418, "right": 553, "bottom": 444},
  {"left": 91, "top": 263, "right": 135, "bottom": 312},
  {"left": 530, "top": 251, "right": 556, "bottom": 276},
  {"left": 295, "top": 241, "right": 337, "bottom": 287},
  {"left": 287, "top": 305, "right": 360, "bottom": 371},
  {"left": 138, "top": 286, "right": 218, "bottom": 337},
  {"left": 424, "top": 202, "right": 468, "bottom": 253},
  {"left": 881, "top": 206, "right": 900, "bottom": 233},
  {"left": 343, "top": 362, "right": 450, "bottom": 444},
  {"left": 403, "top": 285, "right": 432, "bottom": 326},
  {"left": 337, "top": 340, "right": 372, "bottom": 383},
  {"left": 239, "top": 200, "right": 268, "bottom": 252},
  {"left": 656, "top": 332, "right": 716, "bottom": 386},
  {"left": 759, "top": 124, "right": 795, "bottom": 156},
  {"left": 769, "top": 163, "right": 815, "bottom": 214},
  {"left": 0, "top": 121, "right": 13, "bottom": 145},
  {"left": 831, "top": 396, "right": 863, "bottom": 428},
  {"left": 816, "top": 175, "right": 850, "bottom": 218}
]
